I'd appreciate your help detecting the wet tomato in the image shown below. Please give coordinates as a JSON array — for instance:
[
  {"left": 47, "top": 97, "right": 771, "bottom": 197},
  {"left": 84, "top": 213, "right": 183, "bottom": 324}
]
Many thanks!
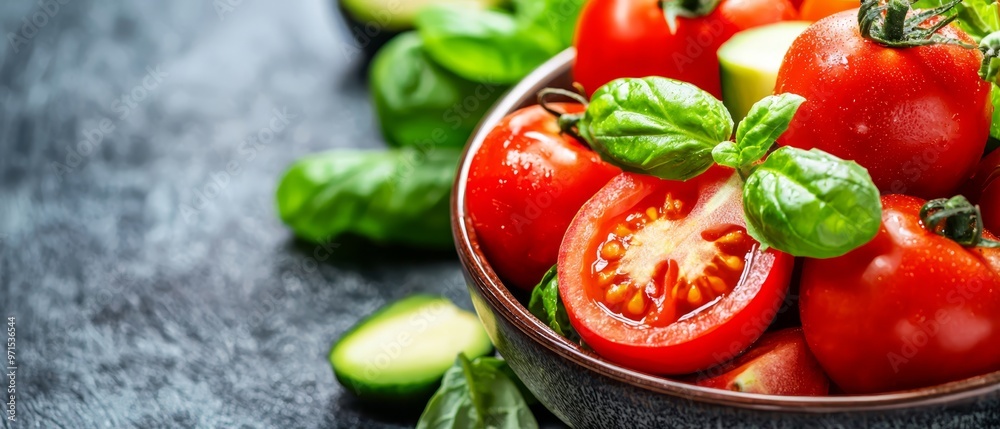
[
  {"left": 467, "top": 103, "right": 620, "bottom": 290},
  {"left": 573, "top": 0, "right": 796, "bottom": 98},
  {"left": 775, "top": 10, "right": 992, "bottom": 199},
  {"left": 693, "top": 328, "right": 829, "bottom": 396},
  {"left": 558, "top": 167, "right": 794, "bottom": 375},
  {"left": 963, "top": 149, "right": 1000, "bottom": 233},
  {"left": 800, "top": 195, "right": 1000, "bottom": 393}
]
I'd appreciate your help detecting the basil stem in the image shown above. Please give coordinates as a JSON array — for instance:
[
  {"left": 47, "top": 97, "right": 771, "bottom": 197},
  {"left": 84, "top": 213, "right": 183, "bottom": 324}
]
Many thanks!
[{"left": 714, "top": 93, "right": 806, "bottom": 171}]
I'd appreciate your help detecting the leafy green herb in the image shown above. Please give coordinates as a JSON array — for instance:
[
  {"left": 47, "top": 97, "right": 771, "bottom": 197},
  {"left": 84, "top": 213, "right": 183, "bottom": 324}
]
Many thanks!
[
  {"left": 913, "top": 0, "right": 1000, "bottom": 42},
  {"left": 578, "top": 77, "right": 734, "bottom": 181},
  {"left": 514, "top": 0, "right": 587, "bottom": 48},
  {"left": 417, "top": 354, "right": 538, "bottom": 429},
  {"left": 714, "top": 94, "right": 806, "bottom": 171},
  {"left": 370, "top": 32, "right": 505, "bottom": 149},
  {"left": 527, "top": 266, "right": 579, "bottom": 342},
  {"left": 742, "top": 147, "right": 883, "bottom": 258},
  {"left": 417, "top": 5, "right": 562, "bottom": 84},
  {"left": 276, "top": 148, "right": 458, "bottom": 248}
]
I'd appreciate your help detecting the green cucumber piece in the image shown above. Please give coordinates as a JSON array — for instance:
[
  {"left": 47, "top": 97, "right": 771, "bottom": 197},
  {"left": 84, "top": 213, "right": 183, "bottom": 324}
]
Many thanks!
[
  {"left": 718, "top": 21, "right": 812, "bottom": 122},
  {"left": 330, "top": 295, "right": 494, "bottom": 404}
]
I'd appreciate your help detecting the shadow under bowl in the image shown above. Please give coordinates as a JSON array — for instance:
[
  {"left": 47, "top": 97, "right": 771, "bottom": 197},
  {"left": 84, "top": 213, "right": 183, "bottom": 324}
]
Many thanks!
[{"left": 450, "top": 48, "right": 1000, "bottom": 428}]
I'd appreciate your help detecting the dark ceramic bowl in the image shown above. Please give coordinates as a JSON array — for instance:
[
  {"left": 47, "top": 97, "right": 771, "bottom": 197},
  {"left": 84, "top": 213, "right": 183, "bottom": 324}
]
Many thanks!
[{"left": 451, "top": 49, "right": 1000, "bottom": 429}]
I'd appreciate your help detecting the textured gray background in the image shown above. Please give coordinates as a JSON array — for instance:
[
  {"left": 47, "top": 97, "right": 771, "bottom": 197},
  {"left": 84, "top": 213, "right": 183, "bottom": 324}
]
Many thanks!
[{"left": 0, "top": 1, "right": 559, "bottom": 427}]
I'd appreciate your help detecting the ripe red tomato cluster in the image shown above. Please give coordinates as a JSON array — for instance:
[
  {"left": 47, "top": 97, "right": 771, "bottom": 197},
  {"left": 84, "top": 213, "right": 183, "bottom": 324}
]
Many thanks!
[{"left": 467, "top": 0, "right": 1000, "bottom": 396}]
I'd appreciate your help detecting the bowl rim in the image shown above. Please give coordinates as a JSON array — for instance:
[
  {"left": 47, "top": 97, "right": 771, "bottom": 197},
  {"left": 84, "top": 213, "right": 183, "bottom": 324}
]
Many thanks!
[{"left": 450, "top": 48, "right": 1000, "bottom": 413}]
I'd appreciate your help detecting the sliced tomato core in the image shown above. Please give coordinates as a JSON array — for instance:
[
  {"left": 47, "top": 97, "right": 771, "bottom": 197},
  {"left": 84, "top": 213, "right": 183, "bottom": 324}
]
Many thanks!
[{"left": 588, "top": 183, "right": 755, "bottom": 327}]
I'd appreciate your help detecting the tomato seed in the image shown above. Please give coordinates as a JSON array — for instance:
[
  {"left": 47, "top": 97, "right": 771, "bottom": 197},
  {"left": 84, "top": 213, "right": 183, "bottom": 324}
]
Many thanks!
[
  {"left": 605, "top": 283, "right": 631, "bottom": 305},
  {"left": 601, "top": 241, "right": 625, "bottom": 260}
]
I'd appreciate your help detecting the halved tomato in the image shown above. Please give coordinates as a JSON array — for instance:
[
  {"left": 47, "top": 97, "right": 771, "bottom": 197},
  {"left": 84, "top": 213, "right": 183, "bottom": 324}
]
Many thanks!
[{"left": 558, "top": 167, "right": 794, "bottom": 375}]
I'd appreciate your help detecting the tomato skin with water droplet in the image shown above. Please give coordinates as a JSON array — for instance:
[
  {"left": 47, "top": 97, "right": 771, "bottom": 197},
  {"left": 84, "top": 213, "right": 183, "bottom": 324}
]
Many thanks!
[
  {"left": 800, "top": 195, "right": 1000, "bottom": 394},
  {"left": 573, "top": 0, "right": 797, "bottom": 98},
  {"left": 558, "top": 168, "right": 794, "bottom": 375},
  {"left": 962, "top": 149, "right": 1000, "bottom": 234},
  {"left": 467, "top": 104, "right": 620, "bottom": 290},
  {"left": 775, "top": 10, "right": 992, "bottom": 199}
]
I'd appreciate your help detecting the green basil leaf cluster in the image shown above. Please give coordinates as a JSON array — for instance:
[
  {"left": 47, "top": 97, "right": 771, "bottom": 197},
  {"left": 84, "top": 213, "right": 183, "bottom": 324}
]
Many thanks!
[
  {"left": 578, "top": 77, "right": 734, "bottom": 181},
  {"left": 276, "top": 148, "right": 459, "bottom": 248},
  {"left": 575, "top": 79, "right": 883, "bottom": 258},
  {"left": 371, "top": 33, "right": 504, "bottom": 149},
  {"left": 417, "top": 354, "right": 538, "bottom": 429},
  {"left": 417, "top": 0, "right": 584, "bottom": 84},
  {"left": 527, "top": 266, "right": 579, "bottom": 342},
  {"left": 714, "top": 94, "right": 806, "bottom": 170},
  {"left": 742, "top": 147, "right": 883, "bottom": 258}
]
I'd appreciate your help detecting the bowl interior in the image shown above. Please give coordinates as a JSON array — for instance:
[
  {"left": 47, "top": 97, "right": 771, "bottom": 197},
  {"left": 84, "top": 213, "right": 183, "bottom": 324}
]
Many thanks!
[{"left": 452, "top": 48, "right": 1000, "bottom": 412}]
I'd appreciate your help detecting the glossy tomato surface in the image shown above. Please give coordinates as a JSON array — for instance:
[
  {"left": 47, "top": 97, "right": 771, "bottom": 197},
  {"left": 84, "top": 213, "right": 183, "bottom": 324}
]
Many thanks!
[
  {"left": 963, "top": 149, "right": 1000, "bottom": 233},
  {"left": 776, "top": 11, "right": 992, "bottom": 199},
  {"left": 800, "top": 195, "right": 1000, "bottom": 394},
  {"left": 694, "top": 328, "right": 829, "bottom": 396},
  {"left": 573, "top": 0, "right": 796, "bottom": 98},
  {"left": 799, "top": 0, "right": 857, "bottom": 21},
  {"left": 467, "top": 103, "right": 620, "bottom": 290},
  {"left": 558, "top": 168, "right": 794, "bottom": 375}
]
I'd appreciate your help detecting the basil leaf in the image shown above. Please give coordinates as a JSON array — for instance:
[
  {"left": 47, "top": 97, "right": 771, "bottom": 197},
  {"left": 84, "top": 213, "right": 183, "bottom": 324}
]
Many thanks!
[
  {"left": 714, "top": 94, "right": 805, "bottom": 169},
  {"left": 742, "top": 147, "right": 882, "bottom": 258},
  {"left": 417, "top": 355, "right": 538, "bottom": 429},
  {"left": 370, "top": 32, "right": 505, "bottom": 149},
  {"left": 276, "top": 148, "right": 458, "bottom": 248},
  {"left": 514, "top": 0, "right": 586, "bottom": 48},
  {"left": 579, "top": 77, "right": 734, "bottom": 181},
  {"left": 527, "top": 266, "right": 579, "bottom": 342},
  {"left": 913, "top": 0, "right": 1000, "bottom": 41},
  {"left": 417, "top": 5, "right": 562, "bottom": 84}
]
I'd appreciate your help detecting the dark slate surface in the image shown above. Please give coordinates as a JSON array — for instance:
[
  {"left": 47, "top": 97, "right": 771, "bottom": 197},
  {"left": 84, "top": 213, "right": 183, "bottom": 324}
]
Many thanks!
[{"left": 0, "top": 1, "right": 561, "bottom": 428}]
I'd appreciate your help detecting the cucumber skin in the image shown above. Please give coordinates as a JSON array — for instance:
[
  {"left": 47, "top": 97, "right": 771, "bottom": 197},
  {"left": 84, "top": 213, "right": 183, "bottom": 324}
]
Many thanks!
[
  {"left": 329, "top": 295, "right": 493, "bottom": 404},
  {"left": 718, "top": 22, "right": 811, "bottom": 122}
]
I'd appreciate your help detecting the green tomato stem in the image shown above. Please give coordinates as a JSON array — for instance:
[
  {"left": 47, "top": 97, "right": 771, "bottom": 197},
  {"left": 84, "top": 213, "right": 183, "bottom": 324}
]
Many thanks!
[
  {"left": 537, "top": 87, "right": 588, "bottom": 142},
  {"left": 882, "top": 0, "right": 908, "bottom": 42},
  {"left": 920, "top": 196, "right": 1000, "bottom": 248},
  {"left": 858, "top": 0, "right": 973, "bottom": 49},
  {"left": 980, "top": 32, "right": 1000, "bottom": 83}
]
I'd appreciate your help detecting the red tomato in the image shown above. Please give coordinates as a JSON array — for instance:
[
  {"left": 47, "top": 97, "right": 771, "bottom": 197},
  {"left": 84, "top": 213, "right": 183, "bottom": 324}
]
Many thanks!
[
  {"left": 963, "top": 149, "right": 1000, "bottom": 233},
  {"left": 800, "top": 195, "right": 1000, "bottom": 394},
  {"left": 693, "top": 328, "right": 829, "bottom": 396},
  {"left": 573, "top": 0, "right": 796, "bottom": 98},
  {"left": 799, "top": 0, "right": 858, "bottom": 21},
  {"left": 558, "top": 168, "right": 794, "bottom": 375},
  {"left": 467, "top": 104, "right": 620, "bottom": 290},
  {"left": 776, "top": 10, "right": 992, "bottom": 199}
]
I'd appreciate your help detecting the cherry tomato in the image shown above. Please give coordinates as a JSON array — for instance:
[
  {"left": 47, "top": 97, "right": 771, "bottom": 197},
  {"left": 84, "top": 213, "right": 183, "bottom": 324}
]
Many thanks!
[
  {"left": 776, "top": 10, "right": 992, "bottom": 199},
  {"left": 467, "top": 104, "right": 620, "bottom": 290},
  {"left": 573, "top": 0, "right": 796, "bottom": 98},
  {"left": 800, "top": 195, "right": 1000, "bottom": 394},
  {"left": 558, "top": 167, "right": 794, "bottom": 375},
  {"left": 799, "top": 0, "right": 858, "bottom": 21},
  {"left": 693, "top": 328, "right": 829, "bottom": 396},
  {"left": 963, "top": 149, "right": 1000, "bottom": 233}
]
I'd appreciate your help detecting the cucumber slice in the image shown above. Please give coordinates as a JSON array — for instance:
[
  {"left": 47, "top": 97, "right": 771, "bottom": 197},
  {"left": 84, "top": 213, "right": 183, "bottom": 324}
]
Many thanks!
[
  {"left": 718, "top": 21, "right": 812, "bottom": 122},
  {"left": 330, "top": 295, "right": 494, "bottom": 404}
]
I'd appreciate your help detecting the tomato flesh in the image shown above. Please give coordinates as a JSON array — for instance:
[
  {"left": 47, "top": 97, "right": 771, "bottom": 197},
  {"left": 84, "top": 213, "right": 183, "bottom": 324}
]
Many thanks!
[{"left": 559, "top": 167, "right": 794, "bottom": 375}]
